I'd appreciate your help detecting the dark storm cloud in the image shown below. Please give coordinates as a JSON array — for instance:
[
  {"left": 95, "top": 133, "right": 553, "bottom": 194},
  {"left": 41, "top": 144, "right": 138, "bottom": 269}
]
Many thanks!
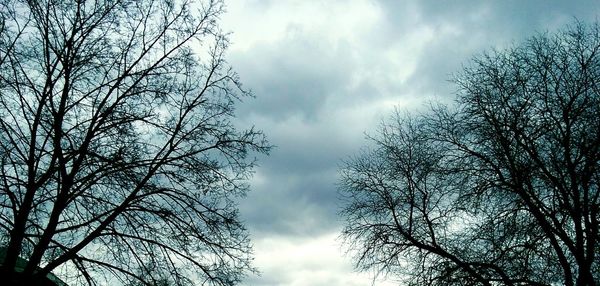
[
  {"left": 239, "top": 169, "right": 339, "bottom": 238},
  {"left": 230, "top": 32, "right": 356, "bottom": 121},
  {"left": 236, "top": 113, "right": 369, "bottom": 238}
]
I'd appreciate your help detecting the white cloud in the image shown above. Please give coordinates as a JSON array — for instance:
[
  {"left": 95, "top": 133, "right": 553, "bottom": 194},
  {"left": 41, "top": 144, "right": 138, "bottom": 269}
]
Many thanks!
[
  {"left": 245, "top": 232, "right": 397, "bottom": 286},
  {"left": 223, "top": 0, "right": 382, "bottom": 52}
]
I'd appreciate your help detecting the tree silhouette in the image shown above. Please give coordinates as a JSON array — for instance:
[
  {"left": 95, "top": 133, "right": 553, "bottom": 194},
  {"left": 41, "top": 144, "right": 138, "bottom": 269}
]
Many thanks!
[
  {"left": 0, "top": 0, "right": 269, "bottom": 285},
  {"left": 339, "top": 21, "right": 600, "bottom": 286}
]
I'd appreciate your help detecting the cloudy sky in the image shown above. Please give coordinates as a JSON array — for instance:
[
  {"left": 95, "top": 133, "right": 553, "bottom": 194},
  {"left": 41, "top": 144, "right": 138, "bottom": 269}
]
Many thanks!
[{"left": 220, "top": 1, "right": 599, "bottom": 285}]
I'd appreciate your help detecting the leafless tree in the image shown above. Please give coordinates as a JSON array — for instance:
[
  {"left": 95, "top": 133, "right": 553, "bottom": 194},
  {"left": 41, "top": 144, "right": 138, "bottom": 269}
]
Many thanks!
[
  {"left": 0, "top": 0, "right": 269, "bottom": 285},
  {"left": 339, "top": 21, "right": 600, "bottom": 286}
]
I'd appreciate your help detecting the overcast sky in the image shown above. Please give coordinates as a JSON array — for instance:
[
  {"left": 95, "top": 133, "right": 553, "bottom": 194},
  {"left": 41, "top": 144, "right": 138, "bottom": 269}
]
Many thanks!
[{"left": 220, "top": 1, "right": 599, "bottom": 285}]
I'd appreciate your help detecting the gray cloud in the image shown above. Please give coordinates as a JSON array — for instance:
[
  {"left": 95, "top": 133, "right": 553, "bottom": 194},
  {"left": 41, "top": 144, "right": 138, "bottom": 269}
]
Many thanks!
[
  {"left": 379, "top": 0, "right": 600, "bottom": 96},
  {"left": 239, "top": 169, "right": 339, "bottom": 238},
  {"left": 231, "top": 39, "right": 354, "bottom": 121}
]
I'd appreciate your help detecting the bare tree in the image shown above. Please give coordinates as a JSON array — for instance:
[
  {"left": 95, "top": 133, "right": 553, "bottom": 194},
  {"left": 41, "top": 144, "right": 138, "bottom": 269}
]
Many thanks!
[
  {"left": 0, "top": 0, "right": 269, "bottom": 285},
  {"left": 339, "top": 21, "right": 600, "bottom": 286}
]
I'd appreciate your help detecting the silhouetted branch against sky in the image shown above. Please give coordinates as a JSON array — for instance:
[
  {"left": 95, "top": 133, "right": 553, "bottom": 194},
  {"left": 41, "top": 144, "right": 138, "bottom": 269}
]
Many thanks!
[
  {"left": 339, "top": 21, "right": 600, "bottom": 286},
  {"left": 0, "top": 0, "right": 269, "bottom": 285}
]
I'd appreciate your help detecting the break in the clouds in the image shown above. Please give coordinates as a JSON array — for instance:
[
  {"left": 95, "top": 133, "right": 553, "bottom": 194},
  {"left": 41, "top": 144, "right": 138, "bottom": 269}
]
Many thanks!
[{"left": 221, "top": 1, "right": 600, "bottom": 285}]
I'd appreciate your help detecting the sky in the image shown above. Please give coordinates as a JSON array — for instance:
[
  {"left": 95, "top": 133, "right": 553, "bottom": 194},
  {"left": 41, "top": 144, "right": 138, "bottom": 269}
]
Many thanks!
[{"left": 220, "top": 1, "right": 600, "bottom": 285}]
